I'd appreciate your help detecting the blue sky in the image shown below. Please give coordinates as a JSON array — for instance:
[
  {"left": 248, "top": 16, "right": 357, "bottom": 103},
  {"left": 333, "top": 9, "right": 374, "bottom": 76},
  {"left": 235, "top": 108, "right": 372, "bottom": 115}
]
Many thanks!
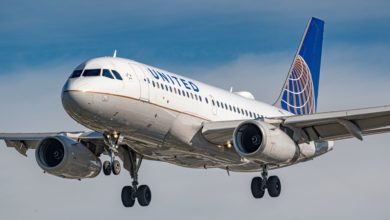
[
  {"left": 1, "top": 1, "right": 390, "bottom": 220},
  {"left": 2, "top": 0, "right": 390, "bottom": 72}
]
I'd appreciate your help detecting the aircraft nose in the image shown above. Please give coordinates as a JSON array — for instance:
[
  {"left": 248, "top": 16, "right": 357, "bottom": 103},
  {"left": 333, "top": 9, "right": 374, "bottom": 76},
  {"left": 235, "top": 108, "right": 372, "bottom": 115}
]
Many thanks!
[{"left": 61, "top": 80, "right": 94, "bottom": 121}]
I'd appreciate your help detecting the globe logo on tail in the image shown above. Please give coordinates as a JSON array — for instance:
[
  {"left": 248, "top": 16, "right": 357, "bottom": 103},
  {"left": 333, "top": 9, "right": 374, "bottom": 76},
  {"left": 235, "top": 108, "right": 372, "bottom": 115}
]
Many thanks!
[{"left": 281, "top": 55, "right": 315, "bottom": 115}]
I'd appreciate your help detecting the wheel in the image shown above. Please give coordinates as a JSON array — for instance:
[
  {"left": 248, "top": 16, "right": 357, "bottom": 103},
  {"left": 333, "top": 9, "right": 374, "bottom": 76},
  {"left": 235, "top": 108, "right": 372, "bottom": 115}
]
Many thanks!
[
  {"left": 137, "top": 185, "right": 152, "bottom": 206},
  {"left": 103, "top": 161, "right": 111, "bottom": 175},
  {"left": 121, "top": 186, "right": 136, "bottom": 207},
  {"left": 267, "top": 176, "right": 281, "bottom": 197},
  {"left": 251, "top": 177, "right": 265, "bottom": 198},
  {"left": 112, "top": 160, "right": 121, "bottom": 175}
]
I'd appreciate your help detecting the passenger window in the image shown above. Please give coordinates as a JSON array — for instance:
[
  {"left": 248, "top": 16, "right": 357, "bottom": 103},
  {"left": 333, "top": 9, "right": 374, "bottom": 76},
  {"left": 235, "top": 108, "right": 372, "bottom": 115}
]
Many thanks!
[
  {"left": 83, "top": 69, "right": 101, "bottom": 77},
  {"left": 70, "top": 70, "right": 82, "bottom": 78},
  {"left": 216, "top": 101, "right": 220, "bottom": 108},
  {"left": 102, "top": 69, "right": 114, "bottom": 79},
  {"left": 152, "top": 81, "right": 155, "bottom": 87},
  {"left": 233, "top": 106, "right": 236, "bottom": 112},
  {"left": 178, "top": 89, "right": 181, "bottom": 95},
  {"left": 111, "top": 70, "right": 123, "bottom": 80},
  {"left": 212, "top": 100, "right": 215, "bottom": 106},
  {"left": 205, "top": 97, "right": 208, "bottom": 104}
]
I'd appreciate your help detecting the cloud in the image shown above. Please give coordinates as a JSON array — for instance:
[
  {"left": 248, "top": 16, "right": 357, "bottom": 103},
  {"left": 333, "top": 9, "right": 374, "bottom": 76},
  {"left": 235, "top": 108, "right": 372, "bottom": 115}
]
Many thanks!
[
  {"left": 1, "top": 42, "right": 390, "bottom": 220},
  {"left": 170, "top": 43, "right": 390, "bottom": 109}
]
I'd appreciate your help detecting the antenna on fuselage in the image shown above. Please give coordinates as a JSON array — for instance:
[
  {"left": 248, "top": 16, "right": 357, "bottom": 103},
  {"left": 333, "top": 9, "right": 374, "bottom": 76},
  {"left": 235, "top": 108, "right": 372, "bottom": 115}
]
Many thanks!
[
  {"left": 113, "top": 50, "right": 117, "bottom": 58},
  {"left": 229, "top": 87, "right": 233, "bottom": 93}
]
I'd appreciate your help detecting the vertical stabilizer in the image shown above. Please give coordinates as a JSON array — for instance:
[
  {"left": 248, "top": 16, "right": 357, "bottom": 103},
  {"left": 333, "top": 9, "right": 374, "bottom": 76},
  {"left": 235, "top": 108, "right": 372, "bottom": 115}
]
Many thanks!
[{"left": 274, "top": 17, "right": 324, "bottom": 115}]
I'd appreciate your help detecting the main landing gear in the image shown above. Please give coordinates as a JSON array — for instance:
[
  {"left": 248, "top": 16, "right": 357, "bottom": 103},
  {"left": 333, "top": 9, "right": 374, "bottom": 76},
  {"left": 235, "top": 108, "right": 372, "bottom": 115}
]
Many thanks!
[
  {"left": 103, "top": 132, "right": 121, "bottom": 176},
  {"left": 251, "top": 165, "right": 281, "bottom": 198},
  {"left": 121, "top": 149, "right": 151, "bottom": 207}
]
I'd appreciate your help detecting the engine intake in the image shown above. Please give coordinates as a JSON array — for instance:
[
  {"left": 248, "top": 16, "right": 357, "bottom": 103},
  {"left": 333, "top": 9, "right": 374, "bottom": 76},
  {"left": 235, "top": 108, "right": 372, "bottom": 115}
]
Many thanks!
[
  {"left": 234, "top": 123, "right": 264, "bottom": 154},
  {"left": 233, "top": 120, "right": 297, "bottom": 164},
  {"left": 36, "top": 136, "right": 101, "bottom": 179}
]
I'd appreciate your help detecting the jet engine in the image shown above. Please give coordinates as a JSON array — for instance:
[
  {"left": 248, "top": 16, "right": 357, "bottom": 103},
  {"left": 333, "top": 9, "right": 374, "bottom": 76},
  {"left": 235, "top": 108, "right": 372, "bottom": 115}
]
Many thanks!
[
  {"left": 233, "top": 120, "right": 297, "bottom": 164},
  {"left": 35, "top": 136, "right": 101, "bottom": 179}
]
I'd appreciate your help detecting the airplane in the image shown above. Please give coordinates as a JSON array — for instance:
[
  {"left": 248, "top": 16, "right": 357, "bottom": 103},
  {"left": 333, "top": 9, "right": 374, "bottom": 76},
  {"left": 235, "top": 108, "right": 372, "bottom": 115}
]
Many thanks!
[{"left": 1, "top": 17, "right": 390, "bottom": 208}]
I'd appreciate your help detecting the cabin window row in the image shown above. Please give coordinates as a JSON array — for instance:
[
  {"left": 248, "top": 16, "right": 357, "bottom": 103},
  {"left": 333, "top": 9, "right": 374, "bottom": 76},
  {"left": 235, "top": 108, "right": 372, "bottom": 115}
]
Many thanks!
[{"left": 145, "top": 78, "right": 262, "bottom": 119}]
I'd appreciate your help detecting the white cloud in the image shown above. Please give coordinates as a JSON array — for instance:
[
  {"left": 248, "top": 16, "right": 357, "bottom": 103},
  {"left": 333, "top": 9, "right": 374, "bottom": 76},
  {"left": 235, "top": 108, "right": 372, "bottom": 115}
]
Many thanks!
[{"left": 1, "top": 44, "right": 390, "bottom": 219}]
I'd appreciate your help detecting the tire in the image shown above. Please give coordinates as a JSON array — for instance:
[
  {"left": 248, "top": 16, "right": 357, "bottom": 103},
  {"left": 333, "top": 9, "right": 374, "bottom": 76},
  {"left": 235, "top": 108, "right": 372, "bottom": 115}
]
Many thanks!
[
  {"left": 121, "top": 186, "right": 136, "bottom": 207},
  {"left": 137, "top": 185, "right": 152, "bottom": 207},
  {"left": 267, "top": 176, "right": 281, "bottom": 197},
  {"left": 251, "top": 177, "right": 265, "bottom": 199},
  {"left": 103, "top": 161, "right": 111, "bottom": 176},
  {"left": 112, "top": 160, "right": 121, "bottom": 175}
]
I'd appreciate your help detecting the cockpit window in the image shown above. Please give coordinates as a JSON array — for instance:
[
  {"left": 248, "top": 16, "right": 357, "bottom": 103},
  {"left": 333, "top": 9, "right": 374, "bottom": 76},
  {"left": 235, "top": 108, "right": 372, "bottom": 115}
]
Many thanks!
[
  {"left": 111, "top": 70, "right": 123, "bottom": 80},
  {"left": 83, "top": 69, "right": 101, "bottom": 77},
  {"left": 102, "top": 69, "right": 114, "bottom": 79},
  {"left": 70, "top": 70, "right": 82, "bottom": 78}
]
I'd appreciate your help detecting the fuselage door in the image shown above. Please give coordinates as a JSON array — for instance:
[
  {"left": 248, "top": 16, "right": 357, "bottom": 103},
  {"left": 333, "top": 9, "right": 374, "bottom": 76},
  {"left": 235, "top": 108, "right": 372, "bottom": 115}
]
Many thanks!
[{"left": 130, "top": 63, "right": 150, "bottom": 102}]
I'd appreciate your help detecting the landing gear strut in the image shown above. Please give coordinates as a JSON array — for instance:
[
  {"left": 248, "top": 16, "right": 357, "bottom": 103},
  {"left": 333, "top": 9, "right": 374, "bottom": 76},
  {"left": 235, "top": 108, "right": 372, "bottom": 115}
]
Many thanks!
[
  {"left": 251, "top": 165, "right": 281, "bottom": 198},
  {"left": 103, "top": 132, "right": 121, "bottom": 176},
  {"left": 121, "top": 149, "right": 151, "bottom": 207}
]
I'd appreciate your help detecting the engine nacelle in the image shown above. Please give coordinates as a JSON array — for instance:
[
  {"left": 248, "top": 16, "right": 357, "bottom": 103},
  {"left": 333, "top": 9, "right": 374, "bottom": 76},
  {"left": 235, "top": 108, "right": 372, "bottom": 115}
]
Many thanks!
[
  {"left": 35, "top": 136, "right": 101, "bottom": 179},
  {"left": 233, "top": 120, "right": 297, "bottom": 164}
]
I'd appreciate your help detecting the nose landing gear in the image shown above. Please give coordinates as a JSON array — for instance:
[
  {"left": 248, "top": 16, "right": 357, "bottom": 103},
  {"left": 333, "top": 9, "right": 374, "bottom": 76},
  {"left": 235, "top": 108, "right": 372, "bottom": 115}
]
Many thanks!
[
  {"left": 251, "top": 165, "right": 281, "bottom": 198},
  {"left": 103, "top": 132, "right": 121, "bottom": 176}
]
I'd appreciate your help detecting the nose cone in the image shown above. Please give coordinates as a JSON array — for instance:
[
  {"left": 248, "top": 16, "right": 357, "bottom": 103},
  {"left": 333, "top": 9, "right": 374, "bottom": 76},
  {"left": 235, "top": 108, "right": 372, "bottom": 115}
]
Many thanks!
[
  {"left": 62, "top": 80, "right": 95, "bottom": 125},
  {"left": 62, "top": 90, "right": 92, "bottom": 117}
]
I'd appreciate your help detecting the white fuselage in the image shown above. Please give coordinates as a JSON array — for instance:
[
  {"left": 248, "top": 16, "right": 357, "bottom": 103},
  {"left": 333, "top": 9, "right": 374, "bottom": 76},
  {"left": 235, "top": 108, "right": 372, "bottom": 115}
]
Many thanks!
[{"left": 61, "top": 57, "right": 330, "bottom": 172}]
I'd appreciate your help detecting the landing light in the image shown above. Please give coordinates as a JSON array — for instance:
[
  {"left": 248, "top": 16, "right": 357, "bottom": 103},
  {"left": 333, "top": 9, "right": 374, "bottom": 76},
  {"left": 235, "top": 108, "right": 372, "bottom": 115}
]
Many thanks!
[{"left": 227, "top": 142, "right": 232, "bottom": 148}]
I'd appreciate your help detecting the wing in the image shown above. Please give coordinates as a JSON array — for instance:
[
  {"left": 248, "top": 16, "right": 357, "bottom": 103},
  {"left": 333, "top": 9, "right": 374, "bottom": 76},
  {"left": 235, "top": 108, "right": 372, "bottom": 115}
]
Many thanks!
[
  {"left": 283, "top": 105, "right": 390, "bottom": 142},
  {"left": 0, "top": 131, "right": 146, "bottom": 174},
  {"left": 201, "top": 106, "right": 390, "bottom": 145},
  {"left": 0, "top": 131, "right": 104, "bottom": 156}
]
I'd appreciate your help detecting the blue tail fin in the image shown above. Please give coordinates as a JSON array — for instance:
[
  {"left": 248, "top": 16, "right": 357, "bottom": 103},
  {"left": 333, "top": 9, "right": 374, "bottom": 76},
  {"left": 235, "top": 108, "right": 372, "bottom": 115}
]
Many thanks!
[{"left": 274, "top": 17, "right": 324, "bottom": 115}]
